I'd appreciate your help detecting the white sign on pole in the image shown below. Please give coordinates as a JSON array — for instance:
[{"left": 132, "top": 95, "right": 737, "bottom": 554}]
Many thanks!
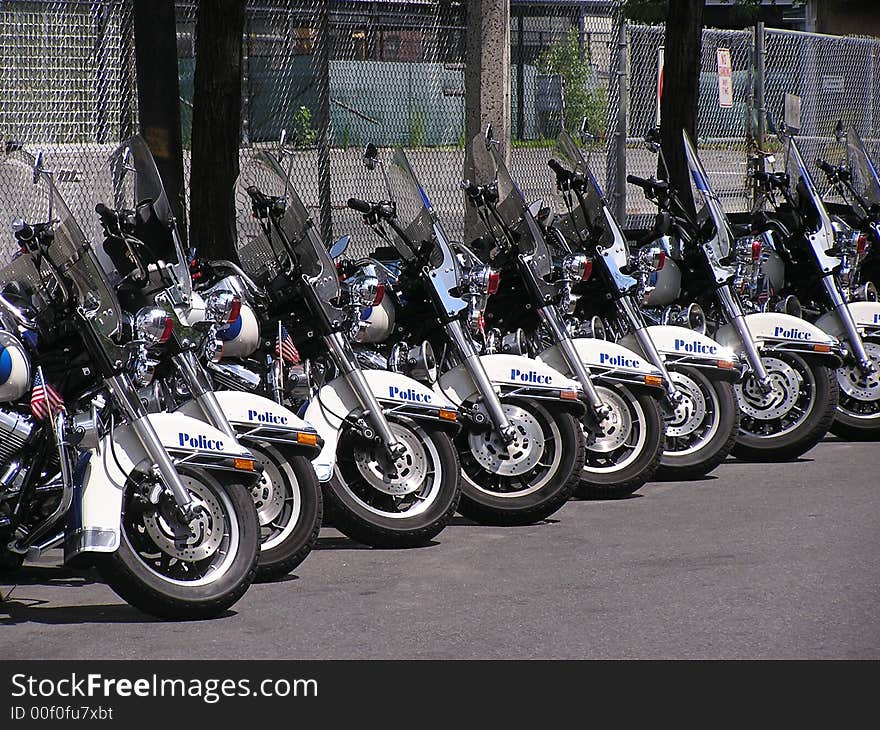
[
  {"left": 717, "top": 47, "right": 733, "bottom": 108},
  {"left": 655, "top": 45, "right": 664, "bottom": 125},
  {"left": 784, "top": 92, "right": 802, "bottom": 133}
]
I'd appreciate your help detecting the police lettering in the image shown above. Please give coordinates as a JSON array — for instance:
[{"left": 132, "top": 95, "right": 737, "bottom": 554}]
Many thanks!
[
  {"left": 247, "top": 409, "right": 289, "bottom": 425},
  {"left": 178, "top": 433, "right": 224, "bottom": 450},
  {"left": 674, "top": 338, "right": 718, "bottom": 355},
  {"left": 509, "top": 368, "right": 552, "bottom": 384},
  {"left": 388, "top": 385, "right": 432, "bottom": 403},
  {"left": 773, "top": 325, "right": 812, "bottom": 340},
  {"left": 599, "top": 352, "right": 639, "bottom": 368}
]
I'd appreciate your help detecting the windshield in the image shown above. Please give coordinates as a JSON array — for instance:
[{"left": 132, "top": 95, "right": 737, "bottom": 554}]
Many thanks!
[
  {"left": 465, "top": 134, "right": 552, "bottom": 280},
  {"left": 386, "top": 146, "right": 467, "bottom": 318},
  {"left": 552, "top": 131, "right": 631, "bottom": 273},
  {"left": 846, "top": 126, "right": 880, "bottom": 213},
  {"left": 784, "top": 135, "right": 840, "bottom": 271},
  {"left": 0, "top": 146, "right": 123, "bottom": 359},
  {"left": 239, "top": 150, "right": 342, "bottom": 311},
  {"left": 682, "top": 129, "right": 733, "bottom": 263}
]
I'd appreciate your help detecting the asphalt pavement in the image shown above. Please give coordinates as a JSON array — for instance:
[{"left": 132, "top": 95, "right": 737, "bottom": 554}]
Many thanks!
[{"left": 2, "top": 436, "right": 878, "bottom": 660}]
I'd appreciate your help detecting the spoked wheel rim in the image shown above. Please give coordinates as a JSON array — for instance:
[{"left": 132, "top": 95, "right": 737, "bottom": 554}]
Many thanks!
[
  {"left": 460, "top": 401, "right": 562, "bottom": 498},
  {"left": 249, "top": 444, "right": 301, "bottom": 552},
  {"left": 664, "top": 369, "right": 722, "bottom": 457},
  {"left": 836, "top": 341, "right": 880, "bottom": 422},
  {"left": 583, "top": 385, "right": 648, "bottom": 473},
  {"left": 122, "top": 472, "right": 240, "bottom": 588},
  {"left": 337, "top": 421, "right": 443, "bottom": 519},
  {"left": 736, "top": 354, "right": 816, "bottom": 438}
]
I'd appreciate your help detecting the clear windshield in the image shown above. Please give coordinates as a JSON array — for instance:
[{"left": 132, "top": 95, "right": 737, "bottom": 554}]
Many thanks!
[
  {"left": 387, "top": 146, "right": 467, "bottom": 317},
  {"left": 682, "top": 130, "right": 733, "bottom": 261},
  {"left": 246, "top": 150, "right": 341, "bottom": 306},
  {"left": 465, "top": 134, "right": 552, "bottom": 279},
  {"left": 846, "top": 126, "right": 880, "bottom": 212},
  {"left": 552, "top": 131, "right": 630, "bottom": 271},
  {"left": 104, "top": 136, "right": 189, "bottom": 296},
  {"left": 0, "top": 146, "right": 123, "bottom": 358}
]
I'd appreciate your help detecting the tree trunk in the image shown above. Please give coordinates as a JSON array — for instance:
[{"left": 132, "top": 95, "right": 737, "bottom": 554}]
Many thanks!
[
  {"left": 660, "top": 0, "right": 705, "bottom": 215},
  {"left": 189, "top": 0, "right": 245, "bottom": 261}
]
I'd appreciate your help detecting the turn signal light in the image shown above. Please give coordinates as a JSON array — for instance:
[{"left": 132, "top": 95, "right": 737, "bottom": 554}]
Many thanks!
[
  {"left": 813, "top": 344, "right": 832, "bottom": 353},
  {"left": 644, "top": 374, "right": 665, "bottom": 387},
  {"left": 487, "top": 271, "right": 501, "bottom": 295},
  {"left": 297, "top": 432, "right": 319, "bottom": 446},
  {"left": 559, "top": 390, "right": 580, "bottom": 401},
  {"left": 717, "top": 359, "right": 736, "bottom": 370},
  {"left": 233, "top": 458, "right": 255, "bottom": 471},
  {"left": 438, "top": 408, "right": 458, "bottom": 421}
]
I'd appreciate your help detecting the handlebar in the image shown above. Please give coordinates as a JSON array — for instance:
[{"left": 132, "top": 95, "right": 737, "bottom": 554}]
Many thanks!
[
  {"left": 347, "top": 197, "right": 373, "bottom": 215},
  {"left": 626, "top": 174, "right": 668, "bottom": 193},
  {"left": 347, "top": 198, "right": 396, "bottom": 222}
]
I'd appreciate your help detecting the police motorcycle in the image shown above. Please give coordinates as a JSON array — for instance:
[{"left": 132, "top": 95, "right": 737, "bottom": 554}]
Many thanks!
[
  {"left": 627, "top": 129, "right": 842, "bottom": 461},
  {"left": 345, "top": 141, "right": 587, "bottom": 524},
  {"left": 0, "top": 141, "right": 260, "bottom": 619},
  {"left": 542, "top": 125, "right": 740, "bottom": 480},
  {"left": 214, "top": 146, "right": 461, "bottom": 548},
  {"left": 460, "top": 128, "right": 670, "bottom": 497},
  {"left": 93, "top": 136, "right": 322, "bottom": 580},
  {"left": 744, "top": 128, "right": 880, "bottom": 439}
]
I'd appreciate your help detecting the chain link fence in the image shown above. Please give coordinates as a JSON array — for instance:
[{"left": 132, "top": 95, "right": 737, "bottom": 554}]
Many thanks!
[{"left": 2, "top": 0, "right": 880, "bottom": 260}]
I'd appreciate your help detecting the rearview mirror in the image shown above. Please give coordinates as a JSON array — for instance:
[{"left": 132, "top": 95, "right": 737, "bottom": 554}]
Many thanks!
[
  {"left": 329, "top": 234, "right": 350, "bottom": 259},
  {"left": 363, "top": 142, "right": 378, "bottom": 171},
  {"left": 578, "top": 116, "right": 595, "bottom": 145}
]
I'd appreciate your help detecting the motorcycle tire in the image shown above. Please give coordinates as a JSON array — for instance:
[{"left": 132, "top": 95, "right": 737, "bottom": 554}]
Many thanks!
[
  {"left": 96, "top": 466, "right": 259, "bottom": 621},
  {"left": 577, "top": 383, "right": 665, "bottom": 499},
  {"left": 245, "top": 443, "right": 322, "bottom": 582},
  {"left": 657, "top": 367, "right": 740, "bottom": 479},
  {"left": 829, "top": 339, "right": 880, "bottom": 441},
  {"left": 733, "top": 353, "right": 838, "bottom": 461},
  {"left": 456, "top": 398, "right": 585, "bottom": 525},
  {"left": 325, "top": 418, "right": 460, "bottom": 548}
]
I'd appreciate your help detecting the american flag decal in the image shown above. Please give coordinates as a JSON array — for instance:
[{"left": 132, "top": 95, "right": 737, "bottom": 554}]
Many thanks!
[
  {"left": 31, "top": 369, "right": 65, "bottom": 420},
  {"left": 275, "top": 324, "right": 300, "bottom": 365}
]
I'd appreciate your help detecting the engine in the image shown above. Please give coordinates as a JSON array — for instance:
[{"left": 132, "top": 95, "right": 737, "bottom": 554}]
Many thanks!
[{"left": 0, "top": 407, "right": 35, "bottom": 482}]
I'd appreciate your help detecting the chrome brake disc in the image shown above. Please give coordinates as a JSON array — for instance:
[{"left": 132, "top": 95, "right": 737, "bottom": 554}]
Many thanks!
[
  {"left": 354, "top": 423, "right": 428, "bottom": 496},
  {"left": 143, "top": 477, "right": 224, "bottom": 562},
  {"left": 737, "top": 356, "right": 800, "bottom": 421},
  {"left": 664, "top": 371, "right": 708, "bottom": 438},
  {"left": 837, "top": 341, "right": 880, "bottom": 402},
  {"left": 587, "top": 387, "right": 632, "bottom": 453},
  {"left": 467, "top": 403, "right": 545, "bottom": 477}
]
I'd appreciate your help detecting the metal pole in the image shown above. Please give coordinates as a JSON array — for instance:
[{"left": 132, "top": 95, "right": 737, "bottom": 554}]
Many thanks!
[
  {"left": 316, "top": 1, "right": 332, "bottom": 243},
  {"left": 613, "top": 10, "right": 628, "bottom": 223},
  {"left": 755, "top": 22, "right": 766, "bottom": 148},
  {"left": 517, "top": 9, "right": 524, "bottom": 140}
]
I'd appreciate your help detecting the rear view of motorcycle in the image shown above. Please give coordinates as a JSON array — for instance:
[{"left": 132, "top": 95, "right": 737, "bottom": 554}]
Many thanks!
[
  {"left": 628, "top": 130, "right": 842, "bottom": 461},
  {"left": 544, "top": 125, "right": 740, "bottom": 479},
  {"left": 0, "top": 142, "right": 260, "bottom": 619},
  {"left": 345, "top": 142, "right": 587, "bottom": 523},
  {"left": 93, "top": 136, "right": 323, "bottom": 579},
  {"left": 232, "top": 148, "right": 462, "bottom": 548}
]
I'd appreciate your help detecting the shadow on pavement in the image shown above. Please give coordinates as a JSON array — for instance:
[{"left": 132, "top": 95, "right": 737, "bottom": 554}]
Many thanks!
[
  {"left": 447, "top": 516, "right": 560, "bottom": 526},
  {"left": 315, "top": 536, "right": 440, "bottom": 550},
  {"left": 0, "top": 596, "right": 157, "bottom": 625},
  {"left": 1, "top": 565, "right": 99, "bottom": 589}
]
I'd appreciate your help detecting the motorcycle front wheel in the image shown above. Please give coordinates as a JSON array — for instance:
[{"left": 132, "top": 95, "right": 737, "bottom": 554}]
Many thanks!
[
  {"left": 456, "top": 397, "right": 585, "bottom": 525},
  {"left": 733, "top": 352, "right": 838, "bottom": 460},
  {"left": 577, "top": 383, "right": 665, "bottom": 498},
  {"left": 830, "top": 339, "right": 880, "bottom": 440},
  {"left": 657, "top": 366, "right": 739, "bottom": 479},
  {"left": 96, "top": 466, "right": 259, "bottom": 620},
  {"left": 245, "top": 442, "right": 322, "bottom": 581},
  {"left": 325, "top": 417, "right": 460, "bottom": 548}
]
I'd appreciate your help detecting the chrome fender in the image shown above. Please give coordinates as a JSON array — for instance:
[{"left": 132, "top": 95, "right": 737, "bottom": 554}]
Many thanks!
[
  {"left": 619, "top": 325, "right": 738, "bottom": 368},
  {"left": 304, "top": 370, "right": 458, "bottom": 482},
  {"left": 715, "top": 312, "right": 843, "bottom": 362},
  {"left": 435, "top": 353, "right": 581, "bottom": 404},
  {"left": 814, "top": 300, "right": 880, "bottom": 339},
  {"left": 66, "top": 413, "right": 254, "bottom": 561},
  {"left": 536, "top": 338, "right": 663, "bottom": 383},
  {"left": 175, "top": 390, "right": 321, "bottom": 453}
]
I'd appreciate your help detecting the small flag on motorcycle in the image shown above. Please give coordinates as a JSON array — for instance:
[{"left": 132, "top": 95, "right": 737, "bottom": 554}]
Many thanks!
[
  {"left": 276, "top": 324, "right": 301, "bottom": 365},
  {"left": 30, "top": 368, "right": 64, "bottom": 420}
]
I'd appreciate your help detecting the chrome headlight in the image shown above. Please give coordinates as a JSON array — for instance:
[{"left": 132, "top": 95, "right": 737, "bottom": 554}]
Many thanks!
[
  {"left": 204, "top": 290, "right": 242, "bottom": 324},
  {"left": 390, "top": 340, "right": 437, "bottom": 384},
  {"left": 351, "top": 275, "right": 384, "bottom": 307},
  {"left": 465, "top": 265, "right": 500, "bottom": 295},
  {"left": 561, "top": 253, "right": 592, "bottom": 281},
  {"left": 662, "top": 303, "right": 706, "bottom": 335},
  {"left": 135, "top": 307, "right": 174, "bottom": 344}
]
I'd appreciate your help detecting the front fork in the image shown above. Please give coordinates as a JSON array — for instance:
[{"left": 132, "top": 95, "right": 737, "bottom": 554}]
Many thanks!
[
  {"left": 716, "top": 284, "right": 772, "bottom": 390},
  {"left": 821, "top": 274, "right": 875, "bottom": 375},
  {"left": 104, "top": 373, "right": 198, "bottom": 520},
  {"left": 614, "top": 296, "right": 681, "bottom": 403},
  {"left": 444, "top": 319, "right": 517, "bottom": 443},
  {"left": 173, "top": 350, "right": 238, "bottom": 439},
  {"left": 323, "top": 330, "right": 407, "bottom": 459},
  {"left": 536, "top": 306, "right": 610, "bottom": 419}
]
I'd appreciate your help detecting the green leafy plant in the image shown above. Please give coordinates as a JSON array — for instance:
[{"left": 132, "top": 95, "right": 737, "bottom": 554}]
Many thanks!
[
  {"left": 290, "top": 105, "right": 317, "bottom": 148},
  {"left": 536, "top": 28, "right": 607, "bottom": 139}
]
